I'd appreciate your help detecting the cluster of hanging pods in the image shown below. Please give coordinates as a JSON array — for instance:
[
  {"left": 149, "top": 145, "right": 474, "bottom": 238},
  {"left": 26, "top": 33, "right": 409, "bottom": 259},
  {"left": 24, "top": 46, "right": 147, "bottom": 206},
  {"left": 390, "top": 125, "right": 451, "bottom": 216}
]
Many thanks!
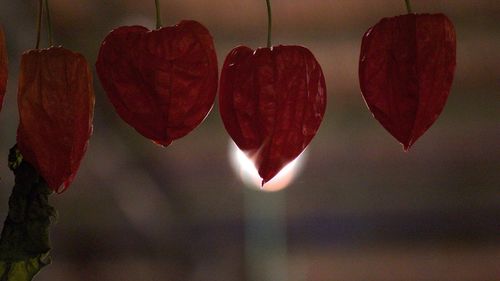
[{"left": 0, "top": 0, "right": 456, "bottom": 192}]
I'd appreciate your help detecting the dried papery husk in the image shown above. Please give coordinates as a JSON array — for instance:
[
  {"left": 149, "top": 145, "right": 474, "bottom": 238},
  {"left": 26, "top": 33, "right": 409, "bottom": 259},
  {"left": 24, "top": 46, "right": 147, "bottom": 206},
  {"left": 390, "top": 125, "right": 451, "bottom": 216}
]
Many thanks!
[
  {"left": 359, "top": 13, "right": 456, "bottom": 150},
  {"left": 220, "top": 45, "right": 327, "bottom": 184},
  {"left": 17, "top": 47, "right": 95, "bottom": 192},
  {"left": 96, "top": 20, "right": 218, "bottom": 146}
]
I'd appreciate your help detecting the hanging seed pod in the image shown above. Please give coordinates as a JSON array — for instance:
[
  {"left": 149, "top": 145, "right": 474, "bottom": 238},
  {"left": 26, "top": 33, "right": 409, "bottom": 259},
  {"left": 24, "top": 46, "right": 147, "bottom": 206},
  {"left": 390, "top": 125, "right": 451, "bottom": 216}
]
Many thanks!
[
  {"left": 96, "top": 20, "right": 218, "bottom": 146},
  {"left": 219, "top": 45, "right": 327, "bottom": 185},
  {"left": 17, "top": 47, "right": 95, "bottom": 192},
  {"left": 0, "top": 27, "right": 7, "bottom": 111},
  {"left": 359, "top": 13, "right": 456, "bottom": 150}
]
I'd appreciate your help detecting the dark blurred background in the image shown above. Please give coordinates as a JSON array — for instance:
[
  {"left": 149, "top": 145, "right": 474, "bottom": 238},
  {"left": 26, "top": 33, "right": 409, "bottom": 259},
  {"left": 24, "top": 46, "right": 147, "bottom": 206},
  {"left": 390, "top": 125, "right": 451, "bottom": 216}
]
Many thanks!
[{"left": 0, "top": 0, "right": 499, "bottom": 280}]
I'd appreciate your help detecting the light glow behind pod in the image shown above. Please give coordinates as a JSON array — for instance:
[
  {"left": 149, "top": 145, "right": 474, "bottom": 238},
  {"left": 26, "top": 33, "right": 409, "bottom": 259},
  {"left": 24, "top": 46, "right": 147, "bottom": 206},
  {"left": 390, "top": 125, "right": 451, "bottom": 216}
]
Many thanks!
[{"left": 229, "top": 141, "right": 307, "bottom": 192}]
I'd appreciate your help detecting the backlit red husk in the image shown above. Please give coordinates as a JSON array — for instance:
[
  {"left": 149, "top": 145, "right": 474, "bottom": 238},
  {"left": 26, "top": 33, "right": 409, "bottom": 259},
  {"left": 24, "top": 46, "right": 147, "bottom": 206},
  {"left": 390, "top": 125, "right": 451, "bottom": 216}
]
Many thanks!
[
  {"left": 17, "top": 47, "right": 95, "bottom": 192},
  {"left": 96, "top": 20, "right": 218, "bottom": 146},
  {"left": 359, "top": 13, "right": 456, "bottom": 150},
  {"left": 220, "top": 45, "right": 327, "bottom": 184}
]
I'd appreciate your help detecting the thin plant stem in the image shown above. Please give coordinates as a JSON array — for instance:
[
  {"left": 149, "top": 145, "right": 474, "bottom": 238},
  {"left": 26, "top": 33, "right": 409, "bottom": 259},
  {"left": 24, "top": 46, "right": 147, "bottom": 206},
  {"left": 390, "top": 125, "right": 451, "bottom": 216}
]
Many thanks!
[
  {"left": 35, "top": 0, "right": 43, "bottom": 49},
  {"left": 266, "top": 0, "right": 272, "bottom": 47},
  {"left": 45, "top": 0, "right": 53, "bottom": 46},
  {"left": 155, "top": 0, "right": 162, "bottom": 29},
  {"left": 405, "top": 0, "right": 413, "bottom": 13}
]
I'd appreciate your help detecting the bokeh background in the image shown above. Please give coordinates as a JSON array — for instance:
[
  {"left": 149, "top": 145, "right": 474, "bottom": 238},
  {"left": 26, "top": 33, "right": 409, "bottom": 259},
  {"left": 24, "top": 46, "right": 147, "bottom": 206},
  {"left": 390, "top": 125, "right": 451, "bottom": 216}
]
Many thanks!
[{"left": 0, "top": 0, "right": 499, "bottom": 280}]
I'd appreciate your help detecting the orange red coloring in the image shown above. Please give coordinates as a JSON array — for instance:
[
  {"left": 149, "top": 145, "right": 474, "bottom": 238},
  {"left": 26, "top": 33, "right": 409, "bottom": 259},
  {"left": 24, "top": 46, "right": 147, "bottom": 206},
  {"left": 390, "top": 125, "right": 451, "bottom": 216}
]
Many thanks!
[
  {"left": 359, "top": 13, "right": 456, "bottom": 150},
  {"left": 17, "top": 47, "right": 95, "bottom": 192},
  {"left": 96, "top": 20, "right": 218, "bottom": 146},
  {"left": 219, "top": 45, "right": 327, "bottom": 185}
]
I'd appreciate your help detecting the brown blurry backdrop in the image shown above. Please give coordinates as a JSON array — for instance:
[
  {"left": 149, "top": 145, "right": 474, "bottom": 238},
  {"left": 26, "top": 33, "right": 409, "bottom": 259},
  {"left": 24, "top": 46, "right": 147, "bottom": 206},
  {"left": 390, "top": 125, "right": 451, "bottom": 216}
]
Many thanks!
[{"left": 0, "top": 0, "right": 499, "bottom": 280}]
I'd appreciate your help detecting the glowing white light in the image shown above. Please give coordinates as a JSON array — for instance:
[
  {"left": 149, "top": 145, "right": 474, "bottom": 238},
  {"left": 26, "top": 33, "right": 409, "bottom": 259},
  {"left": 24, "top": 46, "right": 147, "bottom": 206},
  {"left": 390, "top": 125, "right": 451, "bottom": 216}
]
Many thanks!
[{"left": 229, "top": 141, "right": 307, "bottom": 192}]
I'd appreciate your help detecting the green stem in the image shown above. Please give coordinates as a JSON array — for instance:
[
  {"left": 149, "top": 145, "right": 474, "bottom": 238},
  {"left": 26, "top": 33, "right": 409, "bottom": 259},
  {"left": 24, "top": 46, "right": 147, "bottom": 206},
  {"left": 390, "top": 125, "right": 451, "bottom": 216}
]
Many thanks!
[
  {"left": 45, "top": 0, "right": 53, "bottom": 46},
  {"left": 266, "top": 0, "right": 272, "bottom": 48},
  {"left": 35, "top": 0, "right": 43, "bottom": 49},
  {"left": 155, "top": 0, "right": 162, "bottom": 29},
  {"left": 404, "top": 0, "right": 412, "bottom": 13}
]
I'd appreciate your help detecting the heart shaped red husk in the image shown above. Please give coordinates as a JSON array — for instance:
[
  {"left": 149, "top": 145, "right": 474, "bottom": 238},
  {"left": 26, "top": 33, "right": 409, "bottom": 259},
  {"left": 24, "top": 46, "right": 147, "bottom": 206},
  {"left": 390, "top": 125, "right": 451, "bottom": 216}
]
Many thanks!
[
  {"left": 96, "top": 20, "right": 218, "bottom": 146},
  {"left": 17, "top": 47, "right": 95, "bottom": 193},
  {"left": 220, "top": 45, "right": 327, "bottom": 185},
  {"left": 359, "top": 13, "right": 456, "bottom": 150},
  {"left": 0, "top": 27, "right": 7, "bottom": 111}
]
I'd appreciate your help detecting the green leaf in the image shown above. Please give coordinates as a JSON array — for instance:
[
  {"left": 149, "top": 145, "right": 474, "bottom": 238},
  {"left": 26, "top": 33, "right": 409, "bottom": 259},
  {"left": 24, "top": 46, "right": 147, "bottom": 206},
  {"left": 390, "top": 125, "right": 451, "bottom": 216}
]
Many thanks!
[{"left": 0, "top": 146, "right": 55, "bottom": 281}]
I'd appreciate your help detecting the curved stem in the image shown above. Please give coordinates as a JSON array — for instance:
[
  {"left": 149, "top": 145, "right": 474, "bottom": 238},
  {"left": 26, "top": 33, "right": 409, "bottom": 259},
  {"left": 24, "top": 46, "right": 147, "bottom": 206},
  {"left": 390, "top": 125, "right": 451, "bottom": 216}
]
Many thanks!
[
  {"left": 405, "top": 0, "right": 412, "bottom": 13},
  {"left": 155, "top": 0, "right": 162, "bottom": 29},
  {"left": 266, "top": 0, "right": 272, "bottom": 48},
  {"left": 35, "top": 0, "right": 43, "bottom": 49},
  {"left": 45, "top": 0, "right": 53, "bottom": 46}
]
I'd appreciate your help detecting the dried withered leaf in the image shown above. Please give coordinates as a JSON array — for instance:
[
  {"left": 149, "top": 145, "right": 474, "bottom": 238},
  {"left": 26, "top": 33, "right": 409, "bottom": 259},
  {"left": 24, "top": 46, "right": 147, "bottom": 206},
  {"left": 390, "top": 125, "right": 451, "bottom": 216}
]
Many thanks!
[{"left": 17, "top": 47, "right": 95, "bottom": 192}]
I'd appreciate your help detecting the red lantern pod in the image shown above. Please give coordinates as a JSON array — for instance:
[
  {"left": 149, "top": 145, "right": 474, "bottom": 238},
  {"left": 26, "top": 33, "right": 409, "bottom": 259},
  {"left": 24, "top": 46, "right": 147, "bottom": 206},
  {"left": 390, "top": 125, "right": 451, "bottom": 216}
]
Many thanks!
[
  {"left": 220, "top": 45, "right": 327, "bottom": 185},
  {"left": 96, "top": 20, "right": 218, "bottom": 146},
  {"left": 17, "top": 47, "right": 95, "bottom": 193},
  {"left": 359, "top": 13, "right": 456, "bottom": 150},
  {"left": 0, "top": 27, "right": 7, "bottom": 111}
]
